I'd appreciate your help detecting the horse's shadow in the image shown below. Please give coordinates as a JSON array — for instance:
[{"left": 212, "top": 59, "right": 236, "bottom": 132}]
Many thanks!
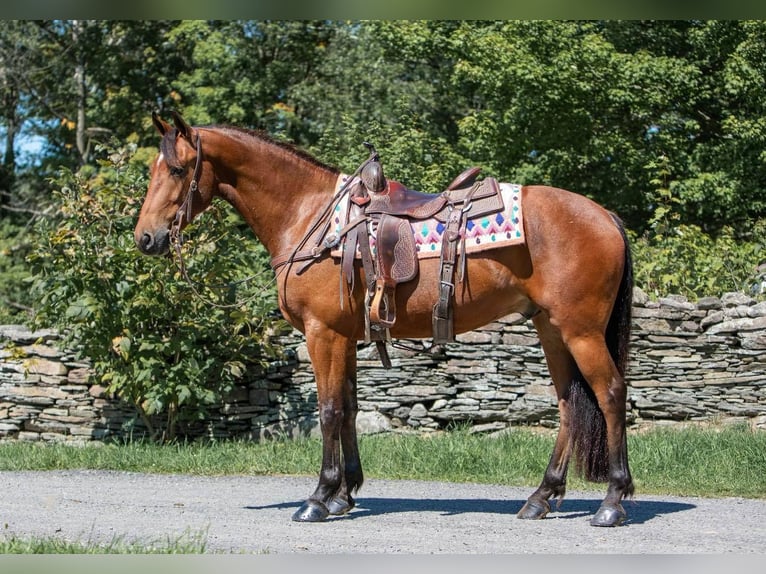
[{"left": 246, "top": 497, "right": 695, "bottom": 525}]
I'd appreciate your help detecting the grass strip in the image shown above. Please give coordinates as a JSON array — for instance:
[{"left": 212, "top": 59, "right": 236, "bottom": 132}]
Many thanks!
[
  {"left": 0, "top": 425, "right": 764, "bottom": 499},
  {"left": 0, "top": 530, "right": 208, "bottom": 554}
]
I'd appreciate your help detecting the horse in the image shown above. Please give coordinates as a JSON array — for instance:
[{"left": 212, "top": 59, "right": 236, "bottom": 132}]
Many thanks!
[{"left": 134, "top": 111, "right": 635, "bottom": 527}]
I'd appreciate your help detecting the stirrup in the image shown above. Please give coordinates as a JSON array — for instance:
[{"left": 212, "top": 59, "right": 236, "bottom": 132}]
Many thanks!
[{"left": 369, "top": 279, "right": 396, "bottom": 329}]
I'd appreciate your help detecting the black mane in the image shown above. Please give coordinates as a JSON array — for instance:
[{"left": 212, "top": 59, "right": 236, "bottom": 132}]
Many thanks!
[
  {"left": 215, "top": 125, "right": 340, "bottom": 175},
  {"left": 159, "top": 124, "right": 340, "bottom": 176}
]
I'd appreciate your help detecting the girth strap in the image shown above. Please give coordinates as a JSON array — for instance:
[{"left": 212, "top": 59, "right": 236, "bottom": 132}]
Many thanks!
[{"left": 432, "top": 207, "right": 461, "bottom": 344}]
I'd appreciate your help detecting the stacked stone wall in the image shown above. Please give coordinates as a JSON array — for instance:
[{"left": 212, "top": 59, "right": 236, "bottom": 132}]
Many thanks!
[{"left": 1, "top": 289, "right": 765, "bottom": 442}]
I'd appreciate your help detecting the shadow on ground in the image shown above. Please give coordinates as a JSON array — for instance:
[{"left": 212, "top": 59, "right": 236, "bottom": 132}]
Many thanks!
[{"left": 247, "top": 496, "right": 695, "bottom": 526}]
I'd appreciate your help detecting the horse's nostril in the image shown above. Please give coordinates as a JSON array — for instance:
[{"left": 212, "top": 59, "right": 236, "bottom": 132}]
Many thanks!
[
  {"left": 140, "top": 232, "right": 154, "bottom": 252},
  {"left": 136, "top": 229, "right": 170, "bottom": 256}
]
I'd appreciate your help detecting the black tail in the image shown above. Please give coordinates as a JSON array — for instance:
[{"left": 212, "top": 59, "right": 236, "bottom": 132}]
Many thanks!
[
  {"left": 569, "top": 214, "right": 633, "bottom": 482},
  {"left": 605, "top": 214, "right": 633, "bottom": 378}
]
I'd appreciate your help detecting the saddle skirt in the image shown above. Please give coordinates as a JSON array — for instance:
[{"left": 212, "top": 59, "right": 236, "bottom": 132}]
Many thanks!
[{"left": 329, "top": 174, "right": 525, "bottom": 260}]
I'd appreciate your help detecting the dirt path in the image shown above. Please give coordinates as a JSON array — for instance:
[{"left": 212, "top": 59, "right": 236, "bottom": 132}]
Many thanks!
[{"left": 1, "top": 470, "right": 764, "bottom": 554}]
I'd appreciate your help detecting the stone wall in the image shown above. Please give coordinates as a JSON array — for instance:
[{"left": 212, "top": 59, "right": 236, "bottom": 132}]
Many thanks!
[{"left": 1, "top": 289, "right": 765, "bottom": 442}]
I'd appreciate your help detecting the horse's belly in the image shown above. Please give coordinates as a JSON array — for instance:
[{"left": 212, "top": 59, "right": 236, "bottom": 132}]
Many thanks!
[{"left": 388, "top": 252, "right": 534, "bottom": 339}]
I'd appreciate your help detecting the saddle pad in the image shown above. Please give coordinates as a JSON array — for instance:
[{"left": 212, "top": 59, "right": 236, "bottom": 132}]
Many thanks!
[{"left": 330, "top": 174, "right": 525, "bottom": 260}]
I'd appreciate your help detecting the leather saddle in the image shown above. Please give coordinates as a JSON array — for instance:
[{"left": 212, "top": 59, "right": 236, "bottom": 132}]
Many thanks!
[{"left": 341, "top": 148, "right": 503, "bottom": 361}]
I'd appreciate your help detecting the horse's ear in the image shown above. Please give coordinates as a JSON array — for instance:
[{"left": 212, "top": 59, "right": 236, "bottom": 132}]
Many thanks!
[
  {"left": 170, "top": 110, "right": 195, "bottom": 142},
  {"left": 152, "top": 111, "right": 171, "bottom": 136}
]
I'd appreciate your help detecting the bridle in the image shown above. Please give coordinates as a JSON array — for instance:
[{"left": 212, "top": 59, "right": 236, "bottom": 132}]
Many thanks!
[
  {"left": 169, "top": 132, "right": 203, "bottom": 247},
  {"left": 166, "top": 132, "right": 274, "bottom": 310}
]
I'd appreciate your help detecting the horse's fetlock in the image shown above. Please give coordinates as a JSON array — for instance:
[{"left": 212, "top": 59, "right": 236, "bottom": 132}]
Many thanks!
[
  {"left": 606, "top": 470, "right": 634, "bottom": 501},
  {"left": 319, "top": 467, "right": 343, "bottom": 490}
]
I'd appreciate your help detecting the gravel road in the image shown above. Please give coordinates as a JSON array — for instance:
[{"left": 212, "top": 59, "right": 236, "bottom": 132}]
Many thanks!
[{"left": 1, "top": 470, "right": 764, "bottom": 554}]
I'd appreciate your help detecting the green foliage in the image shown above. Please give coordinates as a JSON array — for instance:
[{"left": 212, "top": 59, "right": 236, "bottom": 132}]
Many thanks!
[
  {"left": 0, "top": 219, "right": 34, "bottom": 323},
  {"left": 27, "top": 144, "right": 280, "bottom": 441},
  {"left": 631, "top": 223, "right": 765, "bottom": 300},
  {"left": 633, "top": 152, "right": 765, "bottom": 299},
  {"left": 5, "top": 20, "right": 766, "bottom": 235},
  {"left": 167, "top": 20, "right": 336, "bottom": 143}
]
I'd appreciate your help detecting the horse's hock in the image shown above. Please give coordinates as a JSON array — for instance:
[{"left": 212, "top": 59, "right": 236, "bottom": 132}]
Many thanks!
[{"left": 1, "top": 288, "right": 765, "bottom": 442}]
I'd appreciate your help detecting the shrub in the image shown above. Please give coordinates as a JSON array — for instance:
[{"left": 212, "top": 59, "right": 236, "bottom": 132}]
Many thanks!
[
  {"left": 0, "top": 219, "right": 35, "bottom": 324},
  {"left": 630, "top": 222, "right": 765, "bottom": 300},
  {"left": 28, "top": 144, "right": 280, "bottom": 441}
]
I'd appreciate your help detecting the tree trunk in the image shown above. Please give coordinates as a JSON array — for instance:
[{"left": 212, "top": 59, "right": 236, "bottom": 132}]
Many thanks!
[{"left": 71, "top": 20, "right": 89, "bottom": 165}]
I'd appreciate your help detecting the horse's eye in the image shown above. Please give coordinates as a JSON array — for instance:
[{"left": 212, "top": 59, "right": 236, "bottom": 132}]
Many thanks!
[{"left": 169, "top": 166, "right": 185, "bottom": 177}]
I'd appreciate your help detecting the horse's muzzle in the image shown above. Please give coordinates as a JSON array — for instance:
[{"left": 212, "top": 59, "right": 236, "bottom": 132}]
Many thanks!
[{"left": 136, "top": 228, "right": 170, "bottom": 256}]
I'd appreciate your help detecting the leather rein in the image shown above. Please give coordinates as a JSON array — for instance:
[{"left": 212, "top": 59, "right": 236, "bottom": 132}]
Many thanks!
[
  {"left": 167, "top": 134, "right": 375, "bottom": 311},
  {"left": 268, "top": 146, "right": 380, "bottom": 274}
]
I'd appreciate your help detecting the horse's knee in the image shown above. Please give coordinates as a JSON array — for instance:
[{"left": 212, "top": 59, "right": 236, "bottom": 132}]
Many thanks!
[{"left": 318, "top": 400, "right": 344, "bottom": 430}]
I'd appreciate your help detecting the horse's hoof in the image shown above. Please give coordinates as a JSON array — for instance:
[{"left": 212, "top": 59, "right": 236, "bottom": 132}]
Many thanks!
[
  {"left": 327, "top": 496, "right": 355, "bottom": 516},
  {"left": 590, "top": 503, "right": 626, "bottom": 527},
  {"left": 291, "top": 500, "right": 330, "bottom": 522},
  {"left": 517, "top": 499, "right": 551, "bottom": 520}
]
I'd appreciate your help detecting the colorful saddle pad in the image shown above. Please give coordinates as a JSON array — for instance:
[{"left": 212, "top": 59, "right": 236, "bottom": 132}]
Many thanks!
[{"left": 330, "top": 174, "right": 525, "bottom": 260}]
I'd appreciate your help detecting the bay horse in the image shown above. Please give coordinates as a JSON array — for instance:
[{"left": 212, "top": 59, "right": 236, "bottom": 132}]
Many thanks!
[{"left": 134, "top": 111, "right": 635, "bottom": 527}]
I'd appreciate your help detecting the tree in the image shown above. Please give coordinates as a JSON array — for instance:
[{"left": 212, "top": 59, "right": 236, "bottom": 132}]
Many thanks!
[
  {"left": 292, "top": 21, "right": 470, "bottom": 189},
  {"left": 0, "top": 21, "right": 49, "bottom": 208},
  {"left": 443, "top": 21, "right": 704, "bottom": 230},
  {"left": 164, "top": 20, "right": 336, "bottom": 141}
]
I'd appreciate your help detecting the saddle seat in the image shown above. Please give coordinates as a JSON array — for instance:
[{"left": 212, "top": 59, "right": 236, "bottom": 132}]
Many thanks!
[{"left": 365, "top": 166, "right": 483, "bottom": 220}]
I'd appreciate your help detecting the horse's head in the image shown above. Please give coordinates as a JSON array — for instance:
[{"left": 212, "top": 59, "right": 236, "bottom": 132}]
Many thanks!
[{"left": 134, "top": 111, "right": 215, "bottom": 256}]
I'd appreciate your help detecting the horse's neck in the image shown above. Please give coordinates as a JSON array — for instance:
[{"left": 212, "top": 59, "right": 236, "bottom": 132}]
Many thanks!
[{"left": 212, "top": 133, "right": 338, "bottom": 259}]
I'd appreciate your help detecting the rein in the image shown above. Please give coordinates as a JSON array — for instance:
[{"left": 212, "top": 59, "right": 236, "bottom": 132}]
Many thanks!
[
  {"left": 269, "top": 144, "right": 379, "bottom": 274},
  {"left": 167, "top": 135, "right": 375, "bottom": 312},
  {"left": 168, "top": 133, "right": 276, "bottom": 310}
]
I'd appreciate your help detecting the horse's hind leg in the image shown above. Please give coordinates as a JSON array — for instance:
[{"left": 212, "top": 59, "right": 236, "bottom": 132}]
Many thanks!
[
  {"left": 518, "top": 314, "right": 633, "bottom": 526},
  {"left": 292, "top": 328, "right": 363, "bottom": 522},
  {"left": 517, "top": 314, "right": 578, "bottom": 520}
]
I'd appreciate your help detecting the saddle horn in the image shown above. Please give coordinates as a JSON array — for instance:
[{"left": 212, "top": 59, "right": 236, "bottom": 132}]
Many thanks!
[{"left": 360, "top": 142, "right": 386, "bottom": 193}]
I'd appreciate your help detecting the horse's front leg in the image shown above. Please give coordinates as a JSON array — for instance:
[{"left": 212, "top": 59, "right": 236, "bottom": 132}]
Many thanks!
[{"left": 292, "top": 327, "right": 362, "bottom": 522}]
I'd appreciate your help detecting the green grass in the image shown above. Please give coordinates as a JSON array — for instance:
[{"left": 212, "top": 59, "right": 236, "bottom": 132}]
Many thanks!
[
  {"left": 1, "top": 424, "right": 764, "bottom": 499},
  {"left": 627, "top": 425, "right": 766, "bottom": 498},
  {"left": 0, "top": 530, "right": 208, "bottom": 554}
]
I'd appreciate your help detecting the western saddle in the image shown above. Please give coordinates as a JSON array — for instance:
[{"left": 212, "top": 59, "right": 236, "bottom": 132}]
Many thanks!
[{"left": 338, "top": 145, "right": 503, "bottom": 367}]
